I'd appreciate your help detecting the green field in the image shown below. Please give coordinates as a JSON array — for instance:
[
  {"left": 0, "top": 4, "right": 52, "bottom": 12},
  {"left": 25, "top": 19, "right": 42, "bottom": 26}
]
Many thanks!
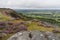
[{"left": 20, "top": 12, "right": 60, "bottom": 26}]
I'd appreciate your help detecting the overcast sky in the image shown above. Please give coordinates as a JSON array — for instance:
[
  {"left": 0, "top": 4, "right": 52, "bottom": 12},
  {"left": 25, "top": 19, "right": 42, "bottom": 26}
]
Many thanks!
[{"left": 0, "top": 0, "right": 60, "bottom": 9}]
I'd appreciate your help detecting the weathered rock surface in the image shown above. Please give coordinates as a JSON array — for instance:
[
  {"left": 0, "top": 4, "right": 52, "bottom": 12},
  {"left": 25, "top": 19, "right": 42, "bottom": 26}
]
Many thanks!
[{"left": 7, "top": 30, "right": 60, "bottom": 40}]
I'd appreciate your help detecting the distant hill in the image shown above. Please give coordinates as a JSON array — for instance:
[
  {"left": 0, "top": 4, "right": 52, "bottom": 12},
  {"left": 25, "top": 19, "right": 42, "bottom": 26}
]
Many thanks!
[{"left": 15, "top": 9, "right": 60, "bottom": 13}]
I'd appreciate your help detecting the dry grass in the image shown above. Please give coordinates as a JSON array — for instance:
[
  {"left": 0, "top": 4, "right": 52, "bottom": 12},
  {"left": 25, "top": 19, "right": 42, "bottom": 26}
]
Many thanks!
[
  {"left": 27, "top": 22, "right": 60, "bottom": 32},
  {"left": 2, "top": 20, "right": 60, "bottom": 40}
]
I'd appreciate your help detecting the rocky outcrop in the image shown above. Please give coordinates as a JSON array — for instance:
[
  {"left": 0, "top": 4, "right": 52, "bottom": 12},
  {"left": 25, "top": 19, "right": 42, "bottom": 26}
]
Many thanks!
[{"left": 7, "top": 30, "right": 60, "bottom": 40}]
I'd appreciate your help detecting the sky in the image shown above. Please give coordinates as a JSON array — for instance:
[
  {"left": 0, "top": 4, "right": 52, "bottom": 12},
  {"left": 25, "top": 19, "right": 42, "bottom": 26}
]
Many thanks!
[{"left": 0, "top": 0, "right": 60, "bottom": 9}]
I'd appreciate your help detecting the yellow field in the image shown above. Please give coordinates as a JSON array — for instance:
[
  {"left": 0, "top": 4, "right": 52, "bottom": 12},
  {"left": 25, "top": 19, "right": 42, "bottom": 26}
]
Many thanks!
[{"left": 27, "top": 22, "right": 60, "bottom": 32}]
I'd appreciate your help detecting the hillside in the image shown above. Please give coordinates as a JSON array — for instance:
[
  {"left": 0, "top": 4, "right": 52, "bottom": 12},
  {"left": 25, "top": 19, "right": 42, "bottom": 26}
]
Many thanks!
[
  {"left": 0, "top": 8, "right": 60, "bottom": 40},
  {"left": 0, "top": 8, "right": 22, "bottom": 21}
]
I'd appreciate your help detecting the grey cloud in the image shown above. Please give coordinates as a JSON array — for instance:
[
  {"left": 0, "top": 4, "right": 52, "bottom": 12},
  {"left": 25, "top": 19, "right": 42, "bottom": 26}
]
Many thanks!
[{"left": 0, "top": 0, "right": 60, "bottom": 9}]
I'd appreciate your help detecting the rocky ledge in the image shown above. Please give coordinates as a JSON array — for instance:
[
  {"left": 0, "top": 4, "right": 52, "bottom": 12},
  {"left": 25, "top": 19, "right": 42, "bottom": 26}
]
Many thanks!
[{"left": 8, "top": 30, "right": 60, "bottom": 40}]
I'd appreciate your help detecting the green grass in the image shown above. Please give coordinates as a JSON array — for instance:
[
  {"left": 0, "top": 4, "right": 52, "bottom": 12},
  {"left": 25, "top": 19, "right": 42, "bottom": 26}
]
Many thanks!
[
  {"left": 0, "top": 13, "right": 10, "bottom": 21},
  {"left": 20, "top": 13, "right": 60, "bottom": 27}
]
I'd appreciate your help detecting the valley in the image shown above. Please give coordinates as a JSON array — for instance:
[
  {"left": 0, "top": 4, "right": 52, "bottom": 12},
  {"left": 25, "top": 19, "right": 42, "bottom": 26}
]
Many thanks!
[{"left": 0, "top": 8, "right": 60, "bottom": 40}]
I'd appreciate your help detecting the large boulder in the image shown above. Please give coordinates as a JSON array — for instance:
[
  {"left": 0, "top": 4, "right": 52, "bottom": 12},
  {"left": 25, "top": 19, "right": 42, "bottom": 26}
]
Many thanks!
[{"left": 7, "top": 30, "right": 60, "bottom": 40}]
